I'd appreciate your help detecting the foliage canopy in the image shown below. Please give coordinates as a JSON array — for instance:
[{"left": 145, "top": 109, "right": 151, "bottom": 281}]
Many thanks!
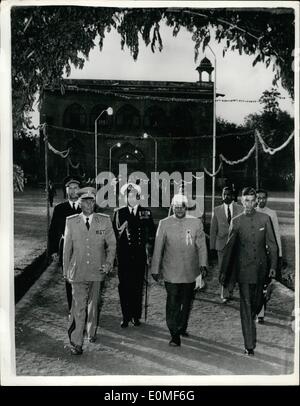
[{"left": 11, "top": 6, "right": 295, "bottom": 131}]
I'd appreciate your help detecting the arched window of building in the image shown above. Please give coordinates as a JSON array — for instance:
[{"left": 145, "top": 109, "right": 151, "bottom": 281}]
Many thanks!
[
  {"left": 171, "top": 105, "right": 194, "bottom": 136},
  {"left": 90, "top": 104, "right": 113, "bottom": 131},
  {"left": 144, "top": 106, "right": 166, "bottom": 132},
  {"left": 116, "top": 104, "right": 141, "bottom": 130},
  {"left": 63, "top": 103, "right": 87, "bottom": 130}
]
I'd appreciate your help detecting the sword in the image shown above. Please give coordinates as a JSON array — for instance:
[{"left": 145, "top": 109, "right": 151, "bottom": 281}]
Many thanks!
[{"left": 144, "top": 261, "right": 149, "bottom": 322}]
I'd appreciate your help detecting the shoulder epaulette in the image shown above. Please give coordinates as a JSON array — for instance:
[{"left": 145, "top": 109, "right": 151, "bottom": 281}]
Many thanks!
[
  {"left": 95, "top": 212, "right": 110, "bottom": 218},
  {"left": 66, "top": 213, "right": 80, "bottom": 220}
]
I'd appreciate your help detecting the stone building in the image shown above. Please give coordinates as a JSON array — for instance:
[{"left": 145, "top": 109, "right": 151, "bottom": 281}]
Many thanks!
[{"left": 40, "top": 57, "right": 222, "bottom": 187}]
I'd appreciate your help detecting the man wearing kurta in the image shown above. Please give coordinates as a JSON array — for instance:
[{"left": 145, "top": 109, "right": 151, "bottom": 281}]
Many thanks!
[
  {"left": 210, "top": 186, "right": 243, "bottom": 302},
  {"left": 151, "top": 194, "right": 208, "bottom": 347},
  {"left": 219, "top": 187, "right": 277, "bottom": 356},
  {"left": 63, "top": 187, "right": 116, "bottom": 355}
]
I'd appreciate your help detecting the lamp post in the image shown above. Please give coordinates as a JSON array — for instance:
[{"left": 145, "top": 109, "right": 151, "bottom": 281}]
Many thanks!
[
  {"left": 109, "top": 142, "right": 121, "bottom": 174},
  {"left": 95, "top": 107, "right": 113, "bottom": 190},
  {"left": 143, "top": 133, "right": 157, "bottom": 174},
  {"left": 207, "top": 45, "right": 217, "bottom": 215}
]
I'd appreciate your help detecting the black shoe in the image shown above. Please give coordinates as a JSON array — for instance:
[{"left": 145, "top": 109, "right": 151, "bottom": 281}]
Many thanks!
[
  {"left": 244, "top": 349, "right": 254, "bottom": 356},
  {"left": 70, "top": 345, "right": 83, "bottom": 355},
  {"left": 133, "top": 319, "right": 141, "bottom": 327},
  {"left": 169, "top": 335, "right": 181, "bottom": 347},
  {"left": 180, "top": 331, "right": 189, "bottom": 337},
  {"left": 121, "top": 320, "right": 129, "bottom": 328},
  {"left": 88, "top": 336, "right": 97, "bottom": 343}
]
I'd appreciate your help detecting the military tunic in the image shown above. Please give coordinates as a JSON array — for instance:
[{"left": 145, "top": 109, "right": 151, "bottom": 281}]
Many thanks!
[
  {"left": 112, "top": 205, "right": 155, "bottom": 322},
  {"left": 63, "top": 212, "right": 116, "bottom": 347}
]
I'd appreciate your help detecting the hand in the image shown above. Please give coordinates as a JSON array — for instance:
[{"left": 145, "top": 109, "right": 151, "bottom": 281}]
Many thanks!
[
  {"left": 152, "top": 273, "right": 159, "bottom": 282},
  {"left": 101, "top": 263, "right": 111, "bottom": 274},
  {"left": 269, "top": 268, "right": 276, "bottom": 279},
  {"left": 195, "top": 275, "right": 202, "bottom": 290},
  {"left": 200, "top": 266, "right": 207, "bottom": 278},
  {"left": 51, "top": 253, "right": 59, "bottom": 262}
]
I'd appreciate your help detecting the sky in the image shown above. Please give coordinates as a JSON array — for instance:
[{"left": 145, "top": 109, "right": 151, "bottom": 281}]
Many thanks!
[{"left": 64, "top": 23, "right": 294, "bottom": 125}]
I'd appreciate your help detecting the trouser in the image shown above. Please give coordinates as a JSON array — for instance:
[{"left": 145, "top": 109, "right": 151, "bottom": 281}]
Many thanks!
[
  {"left": 118, "top": 262, "right": 145, "bottom": 322},
  {"left": 59, "top": 239, "right": 73, "bottom": 312},
  {"left": 218, "top": 250, "right": 235, "bottom": 298},
  {"left": 68, "top": 281, "right": 101, "bottom": 347},
  {"left": 165, "top": 281, "right": 195, "bottom": 338},
  {"left": 239, "top": 283, "right": 264, "bottom": 350},
  {"left": 66, "top": 280, "right": 73, "bottom": 311}
]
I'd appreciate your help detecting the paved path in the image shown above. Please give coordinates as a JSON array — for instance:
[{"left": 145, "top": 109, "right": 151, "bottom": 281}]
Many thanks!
[{"left": 15, "top": 260, "right": 295, "bottom": 379}]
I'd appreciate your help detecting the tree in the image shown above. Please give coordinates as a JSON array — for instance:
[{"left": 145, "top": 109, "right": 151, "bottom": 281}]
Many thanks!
[
  {"left": 11, "top": 6, "right": 295, "bottom": 133},
  {"left": 244, "top": 89, "right": 294, "bottom": 189}
]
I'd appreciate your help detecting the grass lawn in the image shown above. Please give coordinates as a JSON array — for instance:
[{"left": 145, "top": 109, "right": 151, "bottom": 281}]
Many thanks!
[{"left": 14, "top": 187, "right": 50, "bottom": 276}]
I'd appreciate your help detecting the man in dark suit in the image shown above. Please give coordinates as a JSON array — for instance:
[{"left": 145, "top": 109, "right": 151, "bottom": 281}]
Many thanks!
[
  {"left": 210, "top": 187, "right": 243, "bottom": 302},
  {"left": 112, "top": 182, "right": 156, "bottom": 328},
  {"left": 48, "top": 176, "right": 81, "bottom": 311},
  {"left": 219, "top": 187, "right": 278, "bottom": 356}
]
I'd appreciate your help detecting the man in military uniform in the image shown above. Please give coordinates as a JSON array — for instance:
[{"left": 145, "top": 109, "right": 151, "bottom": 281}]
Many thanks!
[
  {"left": 48, "top": 176, "right": 82, "bottom": 311},
  {"left": 112, "top": 182, "right": 155, "bottom": 328},
  {"left": 210, "top": 186, "right": 243, "bottom": 303},
  {"left": 151, "top": 194, "right": 208, "bottom": 347},
  {"left": 219, "top": 187, "right": 278, "bottom": 356},
  {"left": 63, "top": 187, "right": 116, "bottom": 355}
]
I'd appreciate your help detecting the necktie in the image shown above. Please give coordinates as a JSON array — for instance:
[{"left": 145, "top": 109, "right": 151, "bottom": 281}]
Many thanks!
[
  {"left": 130, "top": 208, "right": 135, "bottom": 218},
  {"left": 86, "top": 217, "right": 90, "bottom": 230},
  {"left": 227, "top": 205, "right": 231, "bottom": 224},
  {"left": 73, "top": 202, "right": 76, "bottom": 211}
]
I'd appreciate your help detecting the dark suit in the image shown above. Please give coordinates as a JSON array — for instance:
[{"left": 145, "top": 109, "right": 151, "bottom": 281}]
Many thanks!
[
  {"left": 113, "top": 205, "right": 155, "bottom": 322},
  {"left": 210, "top": 202, "right": 243, "bottom": 298},
  {"left": 220, "top": 210, "right": 278, "bottom": 350},
  {"left": 49, "top": 201, "right": 81, "bottom": 310}
]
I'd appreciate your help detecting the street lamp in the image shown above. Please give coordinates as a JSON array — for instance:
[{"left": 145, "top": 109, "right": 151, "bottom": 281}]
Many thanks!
[
  {"left": 109, "top": 142, "right": 121, "bottom": 174},
  {"left": 95, "top": 107, "right": 113, "bottom": 190},
  {"left": 143, "top": 133, "right": 157, "bottom": 174},
  {"left": 207, "top": 45, "right": 217, "bottom": 214}
]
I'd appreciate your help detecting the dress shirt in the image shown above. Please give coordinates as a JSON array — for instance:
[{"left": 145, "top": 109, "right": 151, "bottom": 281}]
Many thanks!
[
  {"left": 69, "top": 200, "right": 79, "bottom": 210},
  {"left": 223, "top": 202, "right": 233, "bottom": 220},
  {"left": 129, "top": 205, "right": 138, "bottom": 216},
  {"left": 82, "top": 213, "right": 94, "bottom": 225}
]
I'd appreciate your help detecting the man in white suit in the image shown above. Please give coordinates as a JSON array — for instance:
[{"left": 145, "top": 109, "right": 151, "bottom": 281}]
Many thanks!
[
  {"left": 210, "top": 187, "right": 243, "bottom": 303},
  {"left": 63, "top": 187, "right": 116, "bottom": 355}
]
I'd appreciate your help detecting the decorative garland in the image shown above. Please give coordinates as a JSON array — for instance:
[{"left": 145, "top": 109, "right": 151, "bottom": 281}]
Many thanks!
[
  {"left": 256, "top": 130, "right": 294, "bottom": 155},
  {"left": 58, "top": 85, "right": 292, "bottom": 103},
  {"left": 47, "top": 123, "right": 254, "bottom": 140},
  {"left": 47, "top": 142, "right": 70, "bottom": 158},
  {"left": 220, "top": 143, "right": 256, "bottom": 165},
  {"left": 203, "top": 161, "right": 223, "bottom": 177}
]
